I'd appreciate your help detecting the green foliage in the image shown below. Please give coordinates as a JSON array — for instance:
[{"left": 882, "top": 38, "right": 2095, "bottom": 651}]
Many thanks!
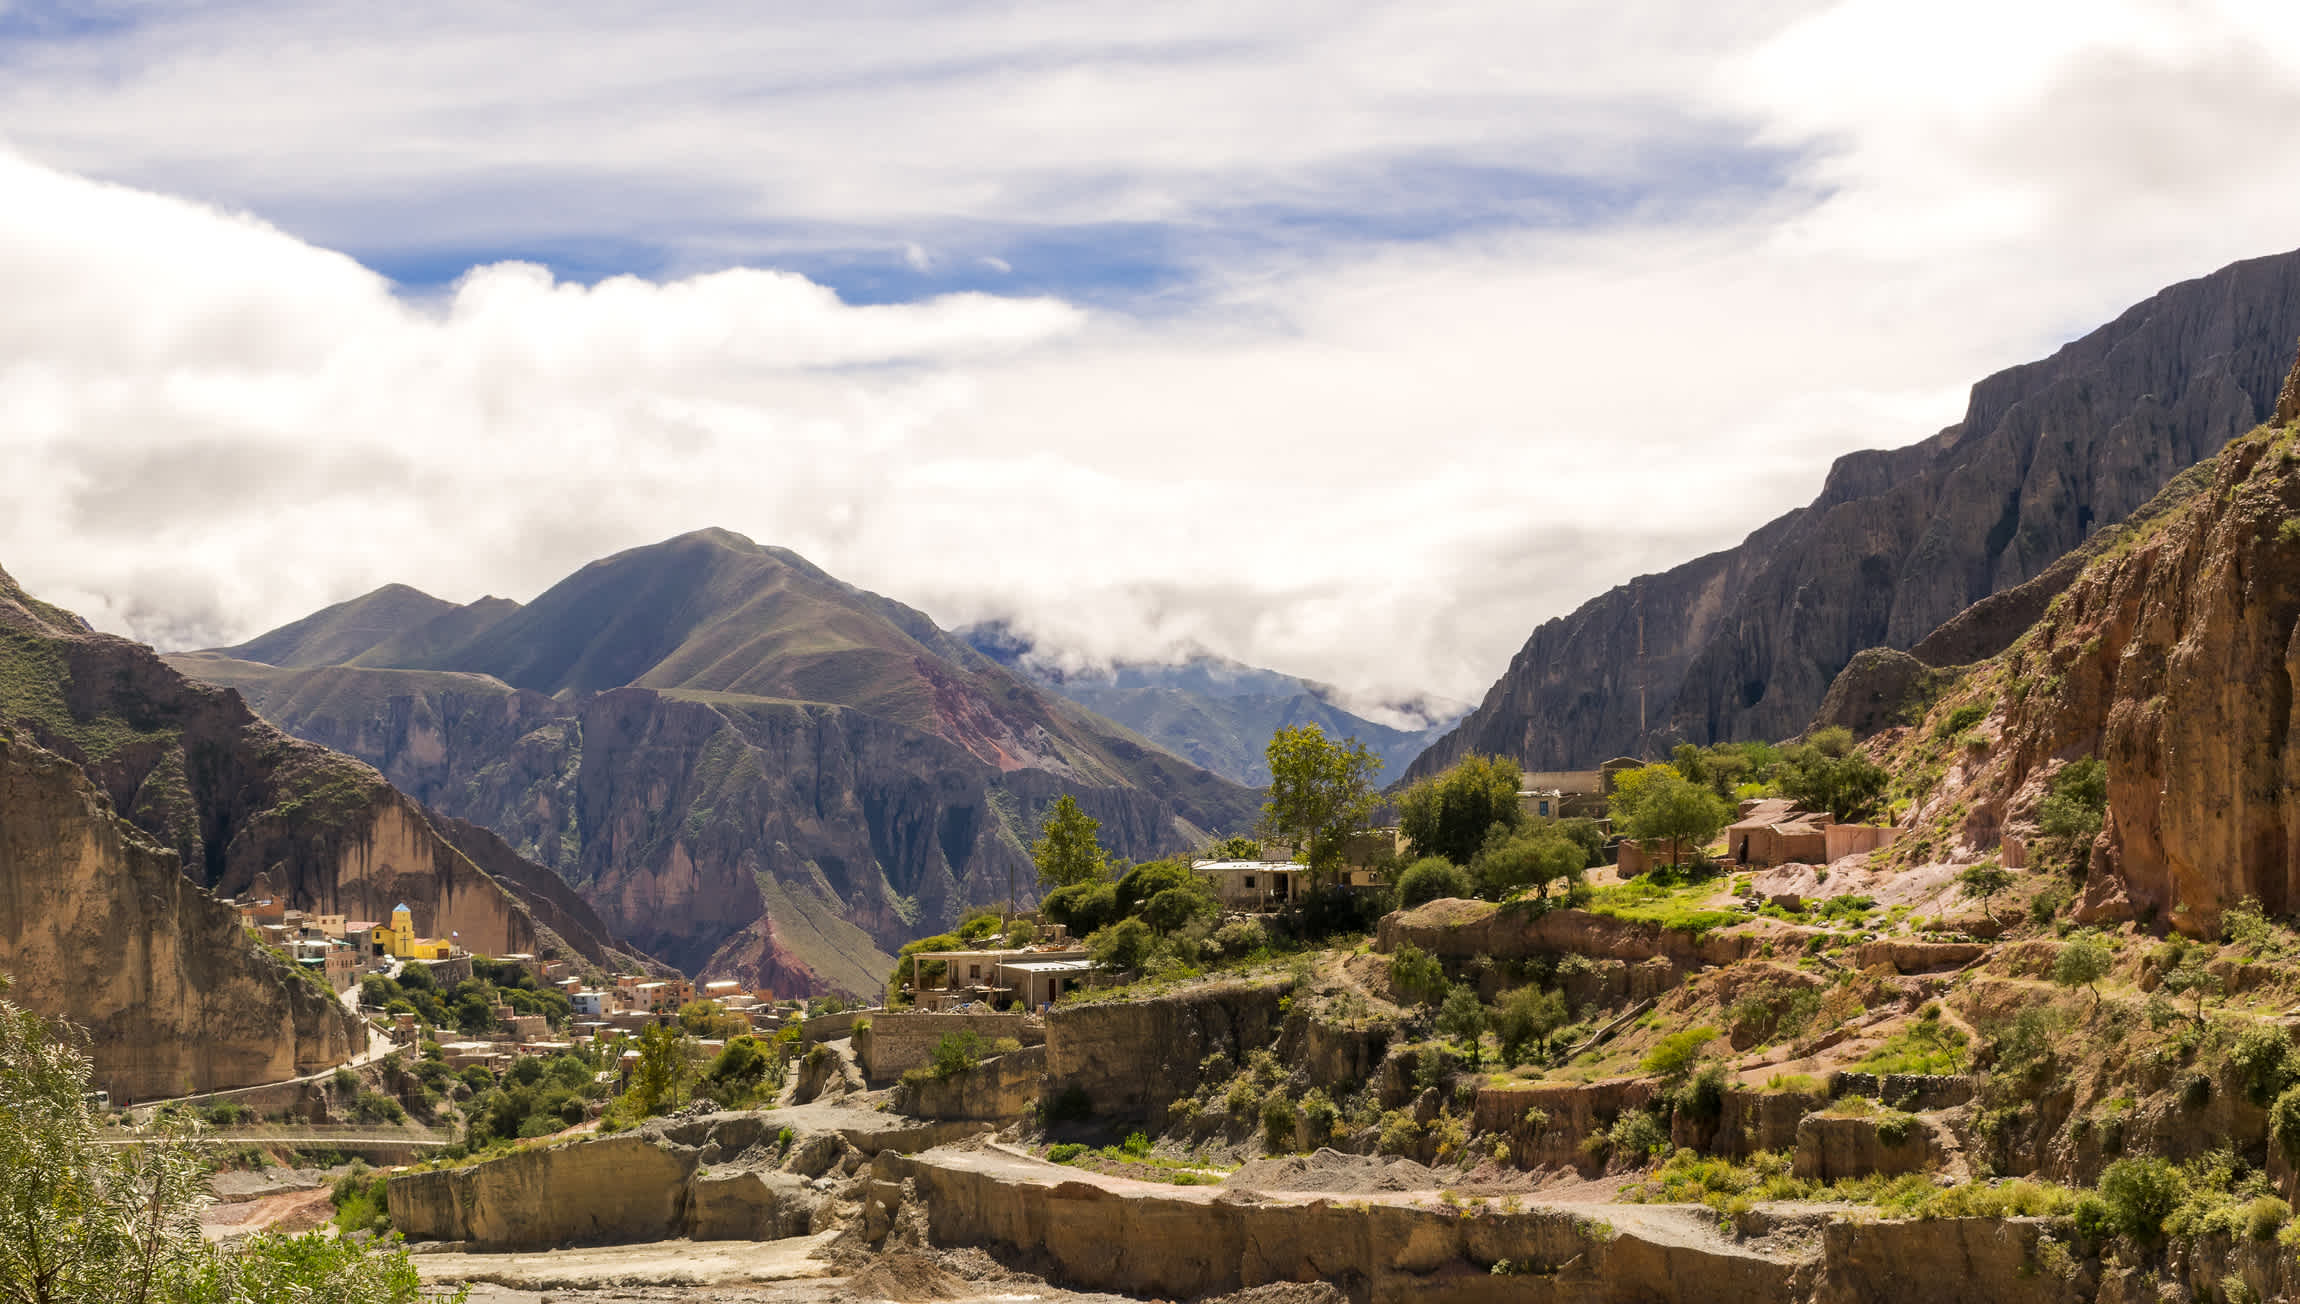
[
  {"left": 1395, "top": 857, "right": 1472, "bottom": 908},
  {"left": 2270, "top": 1085, "right": 2300, "bottom": 1163},
  {"left": 2098, "top": 1157, "right": 2185, "bottom": 1241},
  {"left": 2230, "top": 1026, "right": 2296, "bottom": 1105},
  {"left": 1435, "top": 984, "right": 1488, "bottom": 1067},
  {"left": 1640, "top": 1027, "right": 1717, "bottom": 1082},
  {"left": 1262, "top": 724, "right": 1382, "bottom": 879},
  {"left": 1032, "top": 794, "right": 1109, "bottom": 889},
  {"left": 1387, "top": 943, "right": 1447, "bottom": 1005},
  {"left": 1040, "top": 882, "right": 1120, "bottom": 938},
  {"left": 0, "top": 976, "right": 448, "bottom": 1304},
  {"left": 1955, "top": 860, "right": 2014, "bottom": 919},
  {"left": 1935, "top": 703, "right": 1987, "bottom": 739},
  {"left": 1047, "top": 1142, "right": 1086, "bottom": 1163},
  {"left": 1493, "top": 985, "right": 1569, "bottom": 1065},
  {"left": 1396, "top": 755, "right": 1524, "bottom": 866},
  {"left": 1612, "top": 770, "right": 1731, "bottom": 867},
  {"left": 1260, "top": 1091, "right": 1298, "bottom": 1152},
  {"left": 1085, "top": 918, "right": 1156, "bottom": 972},
  {"left": 1470, "top": 825, "right": 1588, "bottom": 900},
  {"left": 329, "top": 1171, "right": 391, "bottom": 1235},
  {"left": 1207, "top": 835, "right": 1262, "bottom": 860},
  {"left": 1854, "top": 1012, "right": 1968, "bottom": 1076},
  {"left": 1606, "top": 1109, "right": 1670, "bottom": 1161},
  {"left": 1776, "top": 728, "right": 1890, "bottom": 823},
  {"left": 624, "top": 1022, "right": 688, "bottom": 1119},
  {"left": 2038, "top": 759, "right": 2108, "bottom": 842}
]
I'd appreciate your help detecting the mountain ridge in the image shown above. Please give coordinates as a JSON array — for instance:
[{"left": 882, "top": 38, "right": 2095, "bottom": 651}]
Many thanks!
[{"left": 1411, "top": 246, "right": 2300, "bottom": 777}]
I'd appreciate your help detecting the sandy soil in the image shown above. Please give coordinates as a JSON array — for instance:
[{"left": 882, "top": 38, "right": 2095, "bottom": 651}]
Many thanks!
[
  {"left": 413, "top": 1233, "right": 843, "bottom": 1289},
  {"left": 201, "top": 1186, "right": 335, "bottom": 1241}
]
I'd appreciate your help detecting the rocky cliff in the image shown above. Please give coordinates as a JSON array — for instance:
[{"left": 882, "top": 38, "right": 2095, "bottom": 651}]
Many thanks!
[
  {"left": 172, "top": 530, "right": 1263, "bottom": 995},
  {"left": 0, "top": 565, "right": 627, "bottom": 973},
  {"left": 1878, "top": 383, "right": 2300, "bottom": 934},
  {"left": 0, "top": 727, "right": 358, "bottom": 1100},
  {"left": 1412, "top": 248, "right": 2300, "bottom": 778}
]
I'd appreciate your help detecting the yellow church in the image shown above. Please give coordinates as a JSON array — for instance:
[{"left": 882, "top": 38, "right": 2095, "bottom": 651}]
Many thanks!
[{"left": 373, "top": 904, "right": 454, "bottom": 961}]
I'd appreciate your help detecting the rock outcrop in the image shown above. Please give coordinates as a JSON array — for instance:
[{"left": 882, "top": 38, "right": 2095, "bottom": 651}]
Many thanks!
[
  {"left": 173, "top": 529, "right": 1262, "bottom": 994},
  {"left": 0, "top": 565, "right": 629, "bottom": 981},
  {"left": 1412, "top": 248, "right": 2300, "bottom": 777},
  {"left": 0, "top": 729, "right": 358, "bottom": 1100}
]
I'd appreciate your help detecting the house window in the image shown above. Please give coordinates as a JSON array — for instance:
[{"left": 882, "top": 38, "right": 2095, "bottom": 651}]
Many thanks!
[
  {"left": 1243, "top": 876, "right": 1255, "bottom": 888},
  {"left": 1539, "top": 801, "right": 1551, "bottom": 817},
  {"left": 968, "top": 964, "right": 981, "bottom": 980}
]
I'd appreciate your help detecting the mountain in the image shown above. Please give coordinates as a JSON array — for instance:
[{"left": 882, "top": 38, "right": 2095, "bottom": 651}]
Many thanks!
[
  {"left": 1873, "top": 375, "right": 2300, "bottom": 934},
  {"left": 961, "top": 622, "right": 1461, "bottom": 786},
  {"left": 1410, "top": 248, "right": 2300, "bottom": 780},
  {"left": 0, "top": 564, "right": 659, "bottom": 1099},
  {"left": 170, "top": 529, "right": 1264, "bottom": 995}
]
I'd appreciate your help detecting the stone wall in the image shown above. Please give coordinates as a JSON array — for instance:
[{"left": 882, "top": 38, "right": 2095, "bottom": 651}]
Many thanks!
[
  {"left": 856, "top": 1012, "right": 1031, "bottom": 1086},
  {"left": 1044, "top": 980, "right": 1285, "bottom": 1125},
  {"left": 895, "top": 1046, "right": 1046, "bottom": 1122}
]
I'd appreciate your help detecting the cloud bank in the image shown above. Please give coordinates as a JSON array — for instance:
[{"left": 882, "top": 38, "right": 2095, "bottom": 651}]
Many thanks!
[{"left": 3, "top": 0, "right": 2300, "bottom": 714}]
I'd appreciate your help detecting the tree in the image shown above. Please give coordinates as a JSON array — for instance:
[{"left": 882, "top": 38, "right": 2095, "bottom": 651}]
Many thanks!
[
  {"left": 2052, "top": 930, "right": 2113, "bottom": 1013},
  {"left": 2162, "top": 956, "right": 2223, "bottom": 1023},
  {"left": 1776, "top": 731, "right": 1890, "bottom": 823},
  {"left": 1435, "top": 984, "right": 1488, "bottom": 1068},
  {"left": 1032, "top": 795, "right": 1109, "bottom": 891},
  {"left": 1262, "top": 724, "right": 1382, "bottom": 882},
  {"left": 0, "top": 977, "right": 440, "bottom": 1304},
  {"left": 1492, "top": 985, "right": 1569, "bottom": 1065},
  {"left": 1617, "top": 772, "right": 1730, "bottom": 870},
  {"left": 1397, "top": 755, "right": 1524, "bottom": 866},
  {"left": 1207, "top": 835, "right": 1262, "bottom": 860},
  {"left": 677, "top": 999, "right": 746, "bottom": 1039},
  {"left": 1470, "top": 826, "right": 1588, "bottom": 900},
  {"left": 1395, "top": 857, "right": 1473, "bottom": 908},
  {"left": 625, "top": 1022, "right": 687, "bottom": 1118},
  {"left": 1956, "top": 861, "right": 2014, "bottom": 925},
  {"left": 1085, "top": 918, "right": 1155, "bottom": 973}
]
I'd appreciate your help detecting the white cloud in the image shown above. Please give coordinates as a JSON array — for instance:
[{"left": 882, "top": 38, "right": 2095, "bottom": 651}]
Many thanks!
[{"left": 4, "top": 0, "right": 2300, "bottom": 711}]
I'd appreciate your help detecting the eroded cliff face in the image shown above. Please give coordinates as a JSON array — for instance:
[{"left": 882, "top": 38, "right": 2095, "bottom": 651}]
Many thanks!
[
  {"left": 0, "top": 568, "right": 591, "bottom": 970},
  {"left": 1882, "top": 403, "right": 2300, "bottom": 935},
  {"left": 1413, "top": 249, "right": 2300, "bottom": 777},
  {"left": 0, "top": 730, "right": 358, "bottom": 1100}
]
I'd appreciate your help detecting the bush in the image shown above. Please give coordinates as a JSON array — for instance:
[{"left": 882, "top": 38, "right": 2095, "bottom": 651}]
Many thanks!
[
  {"left": 2271, "top": 1085, "right": 2300, "bottom": 1163},
  {"left": 1042, "top": 882, "right": 1120, "bottom": 937},
  {"left": 1086, "top": 918, "right": 1156, "bottom": 972},
  {"left": 1640, "top": 1027, "right": 1718, "bottom": 1081},
  {"left": 1299, "top": 1089, "right": 1337, "bottom": 1145},
  {"left": 1471, "top": 826, "right": 1588, "bottom": 900},
  {"left": 1048, "top": 1142, "right": 1086, "bottom": 1163},
  {"left": 1396, "top": 857, "right": 1473, "bottom": 909},
  {"left": 2231, "top": 1025, "right": 2295, "bottom": 1104},
  {"left": 1607, "top": 1110, "right": 1669, "bottom": 1162},
  {"left": 1435, "top": 984, "right": 1488, "bottom": 1065},
  {"left": 2038, "top": 758, "right": 2107, "bottom": 841},
  {"left": 328, "top": 1171, "right": 391, "bottom": 1235},
  {"left": 1212, "top": 919, "right": 1267, "bottom": 958},
  {"left": 2099, "top": 1157, "right": 2185, "bottom": 1241},
  {"left": 929, "top": 1030, "right": 984, "bottom": 1079},
  {"left": 1388, "top": 943, "right": 1447, "bottom": 1005},
  {"left": 1377, "top": 1110, "right": 1422, "bottom": 1156},
  {"left": 1260, "top": 1092, "right": 1298, "bottom": 1153}
]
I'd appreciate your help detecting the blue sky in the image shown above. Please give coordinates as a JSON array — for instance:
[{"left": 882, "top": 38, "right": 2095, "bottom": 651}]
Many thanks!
[{"left": 3, "top": 0, "right": 2299, "bottom": 710}]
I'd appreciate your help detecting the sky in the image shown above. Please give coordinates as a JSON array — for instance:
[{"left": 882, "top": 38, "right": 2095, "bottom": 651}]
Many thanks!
[{"left": 5, "top": 0, "right": 2300, "bottom": 722}]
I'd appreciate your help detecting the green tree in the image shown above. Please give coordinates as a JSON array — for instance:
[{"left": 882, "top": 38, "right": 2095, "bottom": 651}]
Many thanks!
[
  {"left": 2098, "top": 1157, "right": 2186, "bottom": 1242},
  {"left": 677, "top": 999, "right": 744, "bottom": 1039},
  {"left": 1262, "top": 724, "right": 1382, "bottom": 882},
  {"left": 1032, "top": 795, "right": 1109, "bottom": 891},
  {"left": 1086, "top": 918, "right": 1155, "bottom": 973},
  {"left": 1207, "top": 835, "right": 1262, "bottom": 860},
  {"left": 1955, "top": 861, "right": 2014, "bottom": 925},
  {"left": 1470, "top": 826, "right": 1587, "bottom": 900},
  {"left": 1617, "top": 772, "right": 1730, "bottom": 870},
  {"left": 1777, "top": 728, "right": 1889, "bottom": 822},
  {"left": 0, "top": 977, "right": 443, "bottom": 1304},
  {"left": 1435, "top": 983, "right": 1489, "bottom": 1068},
  {"left": 1397, "top": 755, "right": 1524, "bottom": 866},
  {"left": 1640, "top": 1026, "right": 1718, "bottom": 1082},
  {"left": 1492, "top": 985, "right": 1569, "bottom": 1065},
  {"left": 1395, "top": 856, "right": 1473, "bottom": 908},
  {"left": 2052, "top": 930, "right": 2112, "bottom": 1013},
  {"left": 625, "top": 1022, "right": 687, "bottom": 1118}
]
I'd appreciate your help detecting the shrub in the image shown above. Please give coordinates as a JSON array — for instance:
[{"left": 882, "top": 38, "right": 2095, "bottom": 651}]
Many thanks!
[
  {"left": 2271, "top": 1085, "right": 2300, "bottom": 1163},
  {"left": 2098, "top": 1157, "right": 2185, "bottom": 1241},
  {"left": 1388, "top": 944, "right": 1447, "bottom": 1005},
  {"left": 1048, "top": 1142, "right": 1086, "bottom": 1163},
  {"left": 1435, "top": 984, "right": 1488, "bottom": 1066},
  {"left": 1299, "top": 1089, "right": 1338, "bottom": 1145},
  {"left": 1377, "top": 1110, "right": 1422, "bottom": 1156},
  {"left": 2038, "top": 759, "right": 2107, "bottom": 842},
  {"left": 1086, "top": 918, "right": 1156, "bottom": 972},
  {"left": 1673, "top": 1063, "right": 1727, "bottom": 1123},
  {"left": 1935, "top": 703, "right": 1987, "bottom": 739},
  {"left": 1396, "top": 858, "right": 1473, "bottom": 909},
  {"left": 1261, "top": 1092, "right": 1298, "bottom": 1152},
  {"left": 1212, "top": 919, "right": 1267, "bottom": 958},
  {"left": 2231, "top": 1025, "right": 2295, "bottom": 1105},
  {"left": 1640, "top": 1027, "right": 1718, "bottom": 1081},
  {"left": 1873, "top": 1112, "right": 1918, "bottom": 1147},
  {"left": 1606, "top": 1110, "right": 1669, "bottom": 1162},
  {"left": 929, "top": 1030, "right": 984, "bottom": 1079}
]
